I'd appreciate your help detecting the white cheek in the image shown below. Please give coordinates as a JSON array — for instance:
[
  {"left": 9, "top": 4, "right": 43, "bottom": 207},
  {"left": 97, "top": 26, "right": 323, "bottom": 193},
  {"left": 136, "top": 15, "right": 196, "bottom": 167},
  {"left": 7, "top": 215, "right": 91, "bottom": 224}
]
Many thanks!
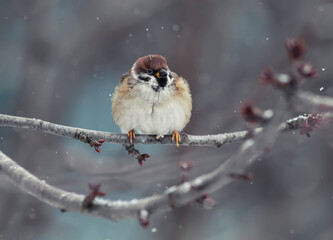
[
  {"left": 131, "top": 64, "right": 138, "bottom": 80},
  {"left": 166, "top": 72, "right": 173, "bottom": 86},
  {"left": 136, "top": 73, "right": 158, "bottom": 86},
  {"left": 151, "top": 78, "right": 159, "bottom": 87},
  {"left": 145, "top": 74, "right": 158, "bottom": 85}
]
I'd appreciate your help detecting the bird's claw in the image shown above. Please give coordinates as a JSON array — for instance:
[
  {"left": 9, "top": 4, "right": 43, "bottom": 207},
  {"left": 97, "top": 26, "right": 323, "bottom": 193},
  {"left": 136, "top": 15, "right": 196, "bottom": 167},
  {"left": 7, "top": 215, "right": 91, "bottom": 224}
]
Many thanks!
[
  {"left": 128, "top": 129, "right": 136, "bottom": 144},
  {"left": 172, "top": 130, "right": 181, "bottom": 148}
]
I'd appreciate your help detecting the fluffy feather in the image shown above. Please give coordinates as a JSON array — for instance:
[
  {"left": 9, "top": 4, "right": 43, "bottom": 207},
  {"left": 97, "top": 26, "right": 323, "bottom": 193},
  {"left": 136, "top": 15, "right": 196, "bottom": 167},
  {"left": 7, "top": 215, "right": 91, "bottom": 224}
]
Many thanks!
[{"left": 112, "top": 66, "right": 192, "bottom": 136}]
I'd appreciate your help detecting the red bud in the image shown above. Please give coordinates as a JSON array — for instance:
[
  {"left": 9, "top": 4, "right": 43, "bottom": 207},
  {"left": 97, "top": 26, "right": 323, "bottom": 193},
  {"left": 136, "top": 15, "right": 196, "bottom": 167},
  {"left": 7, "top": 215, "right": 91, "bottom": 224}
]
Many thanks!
[{"left": 285, "top": 37, "right": 306, "bottom": 60}]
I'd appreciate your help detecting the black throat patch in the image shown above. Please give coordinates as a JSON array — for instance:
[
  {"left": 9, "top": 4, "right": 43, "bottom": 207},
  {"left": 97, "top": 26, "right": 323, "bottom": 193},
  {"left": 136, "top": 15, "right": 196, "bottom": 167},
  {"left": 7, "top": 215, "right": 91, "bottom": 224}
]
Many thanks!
[
  {"left": 152, "top": 77, "right": 168, "bottom": 92},
  {"left": 157, "top": 77, "right": 167, "bottom": 88}
]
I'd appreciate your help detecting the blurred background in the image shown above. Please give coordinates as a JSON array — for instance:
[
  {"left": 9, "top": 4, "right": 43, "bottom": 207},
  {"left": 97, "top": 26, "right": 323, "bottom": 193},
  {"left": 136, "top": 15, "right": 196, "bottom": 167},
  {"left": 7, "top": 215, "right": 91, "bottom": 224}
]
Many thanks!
[{"left": 1, "top": 0, "right": 333, "bottom": 239}]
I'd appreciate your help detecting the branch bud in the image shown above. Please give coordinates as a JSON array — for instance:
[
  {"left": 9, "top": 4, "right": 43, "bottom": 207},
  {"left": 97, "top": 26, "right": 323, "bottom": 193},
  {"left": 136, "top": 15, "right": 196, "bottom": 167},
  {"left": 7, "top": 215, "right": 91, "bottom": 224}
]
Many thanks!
[
  {"left": 82, "top": 184, "right": 106, "bottom": 209},
  {"left": 138, "top": 209, "right": 150, "bottom": 227},
  {"left": 285, "top": 37, "right": 306, "bottom": 60},
  {"left": 297, "top": 62, "right": 317, "bottom": 78},
  {"left": 240, "top": 102, "right": 273, "bottom": 124}
]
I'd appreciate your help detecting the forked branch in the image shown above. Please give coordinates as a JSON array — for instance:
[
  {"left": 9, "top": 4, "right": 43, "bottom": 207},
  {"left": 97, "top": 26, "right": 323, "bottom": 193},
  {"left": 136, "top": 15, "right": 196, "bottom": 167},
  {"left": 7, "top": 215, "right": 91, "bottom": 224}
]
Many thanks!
[{"left": 0, "top": 111, "right": 332, "bottom": 223}]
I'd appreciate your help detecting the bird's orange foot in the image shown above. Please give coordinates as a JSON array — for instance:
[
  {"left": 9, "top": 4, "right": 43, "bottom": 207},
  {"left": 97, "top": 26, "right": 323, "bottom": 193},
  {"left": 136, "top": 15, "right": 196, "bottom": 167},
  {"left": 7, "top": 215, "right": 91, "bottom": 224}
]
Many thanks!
[
  {"left": 127, "top": 129, "right": 136, "bottom": 144},
  {"left": 171, "top": 130, "right": 181, "bottom": 148}
]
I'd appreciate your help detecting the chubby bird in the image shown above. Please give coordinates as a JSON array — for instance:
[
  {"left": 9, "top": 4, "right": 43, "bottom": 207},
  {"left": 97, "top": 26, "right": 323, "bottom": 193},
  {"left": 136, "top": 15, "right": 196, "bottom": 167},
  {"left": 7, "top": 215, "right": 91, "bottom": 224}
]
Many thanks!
[{"left": 111, "top": 55, "right": 192, "bottom": 148}]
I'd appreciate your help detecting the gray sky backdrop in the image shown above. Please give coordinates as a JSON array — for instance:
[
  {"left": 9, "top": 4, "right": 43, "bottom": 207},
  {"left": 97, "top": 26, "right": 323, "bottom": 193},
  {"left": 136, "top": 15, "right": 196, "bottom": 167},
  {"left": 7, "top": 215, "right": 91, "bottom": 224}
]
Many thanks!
[{"left": 1, "top": 0, "right": 333, "bottom": 239}]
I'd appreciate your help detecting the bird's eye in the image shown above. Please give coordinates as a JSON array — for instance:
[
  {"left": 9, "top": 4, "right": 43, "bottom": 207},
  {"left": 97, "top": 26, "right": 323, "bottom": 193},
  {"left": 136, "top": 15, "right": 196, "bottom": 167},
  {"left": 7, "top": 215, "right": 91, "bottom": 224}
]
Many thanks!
[{"left": 146, "top": 69, "right": 153, "bottom": 75}]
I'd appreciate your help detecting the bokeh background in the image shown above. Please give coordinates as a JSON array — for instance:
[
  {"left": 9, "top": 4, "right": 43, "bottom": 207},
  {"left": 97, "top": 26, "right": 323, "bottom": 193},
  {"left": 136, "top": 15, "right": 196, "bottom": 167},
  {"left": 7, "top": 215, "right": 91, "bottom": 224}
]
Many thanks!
[{"left": 1, "top": 0, "right": 333, "bottom": 239}]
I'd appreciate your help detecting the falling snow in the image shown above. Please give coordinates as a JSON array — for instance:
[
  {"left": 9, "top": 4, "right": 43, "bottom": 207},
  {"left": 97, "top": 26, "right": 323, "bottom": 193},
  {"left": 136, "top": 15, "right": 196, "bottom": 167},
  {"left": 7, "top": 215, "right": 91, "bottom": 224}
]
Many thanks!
[{"left": 172, "top": 24, "right": 180, "bottom": 31}]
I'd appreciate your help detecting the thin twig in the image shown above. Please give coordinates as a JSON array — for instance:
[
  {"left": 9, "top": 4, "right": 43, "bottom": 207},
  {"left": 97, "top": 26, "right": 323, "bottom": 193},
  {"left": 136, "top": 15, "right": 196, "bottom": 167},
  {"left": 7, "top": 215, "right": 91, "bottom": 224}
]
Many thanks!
[
  {"left": 123, "top": 144, "right": 150, "bottom": 166},
  {"left": 295, "top": 90, "right": 333, "bottom": 112}
]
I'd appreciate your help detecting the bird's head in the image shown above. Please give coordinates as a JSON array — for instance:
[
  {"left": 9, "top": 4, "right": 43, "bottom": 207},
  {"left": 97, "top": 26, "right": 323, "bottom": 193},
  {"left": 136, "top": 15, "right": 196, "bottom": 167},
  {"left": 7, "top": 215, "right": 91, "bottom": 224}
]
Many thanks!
[{"left": 131, "top": 55, "right": 174, "bottom": 92}]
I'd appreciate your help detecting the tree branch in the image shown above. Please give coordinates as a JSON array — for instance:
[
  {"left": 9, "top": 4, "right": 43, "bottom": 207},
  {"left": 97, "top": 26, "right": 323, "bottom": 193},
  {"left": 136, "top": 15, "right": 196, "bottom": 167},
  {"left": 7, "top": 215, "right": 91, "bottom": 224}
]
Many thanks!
[
  {"left": 0, "top": 107, "right": 281, "bottom": 222},
  {"left": 0, "top": 137, "right": 267, "bottom": 222},
  {"left": 295, "top": 90, "right": 333, "bottom": 112},
  {"left": 0, "top": 113, "right": 331, "bottom": 148},
  {"left": 0, "top": 110, "right": 332, "bottom": 222},
  {"left": 0, "top": 150, "right": 167, "bottom": 221}
]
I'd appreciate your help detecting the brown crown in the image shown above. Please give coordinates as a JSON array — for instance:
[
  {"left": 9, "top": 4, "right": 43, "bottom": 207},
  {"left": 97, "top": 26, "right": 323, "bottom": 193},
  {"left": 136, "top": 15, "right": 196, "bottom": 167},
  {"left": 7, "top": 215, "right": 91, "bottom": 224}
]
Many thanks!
[{"left": 134, "top": 55, "right": 168, "bottom": 74}]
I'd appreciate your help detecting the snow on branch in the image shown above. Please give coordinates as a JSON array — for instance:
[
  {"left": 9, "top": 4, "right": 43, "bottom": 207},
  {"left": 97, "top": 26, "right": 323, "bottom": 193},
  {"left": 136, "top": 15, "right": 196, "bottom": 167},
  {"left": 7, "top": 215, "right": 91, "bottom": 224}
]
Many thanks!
[
  {"left": 0, "top": 113, "right": 331, "bottom": 148},
  {"left": 0, "top": 110, "right": 332, "bottom": 223},
  {"left": 0, "top": 130, "right": 268, "bottom": 222},
  {"left": 0, "top": 101, "right": 288, "bottom": 223},
  {"left": 0, "top": 150, "right": 167, "bottom": 221}
]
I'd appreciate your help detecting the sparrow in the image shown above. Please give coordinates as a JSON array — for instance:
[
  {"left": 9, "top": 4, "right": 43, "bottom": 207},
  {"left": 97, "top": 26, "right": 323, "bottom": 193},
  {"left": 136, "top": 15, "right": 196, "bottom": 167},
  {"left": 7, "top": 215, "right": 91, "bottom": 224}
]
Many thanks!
[{"left": 111, "top": 54, "right": 192, "bottom": 148}]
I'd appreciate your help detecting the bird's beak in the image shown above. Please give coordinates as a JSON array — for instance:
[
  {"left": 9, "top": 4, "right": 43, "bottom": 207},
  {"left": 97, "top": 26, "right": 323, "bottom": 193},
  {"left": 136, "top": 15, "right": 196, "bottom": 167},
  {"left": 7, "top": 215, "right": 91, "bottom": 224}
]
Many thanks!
[{"left": 156, "top": 69, "right": 167, "bottom": 78}]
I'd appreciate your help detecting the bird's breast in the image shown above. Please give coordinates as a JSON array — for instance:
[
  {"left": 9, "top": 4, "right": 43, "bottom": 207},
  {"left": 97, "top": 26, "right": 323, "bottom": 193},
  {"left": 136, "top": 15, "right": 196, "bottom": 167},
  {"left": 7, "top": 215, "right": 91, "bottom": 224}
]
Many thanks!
[{"left": 115, "top": 97, "right": 189, "bottom": 135}]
